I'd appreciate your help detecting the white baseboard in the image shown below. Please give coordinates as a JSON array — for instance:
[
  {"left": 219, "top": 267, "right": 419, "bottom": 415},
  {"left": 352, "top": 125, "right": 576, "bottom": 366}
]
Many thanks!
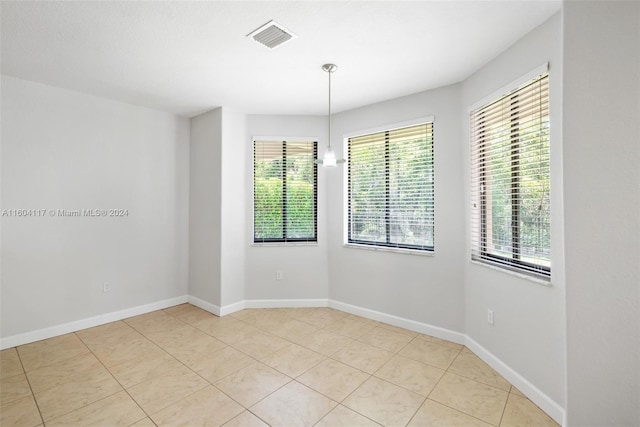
[
  {"left": 220, "top": 300, "right": 246, "bottom": 316},
  {"left": 245, "top": 298, "right": 329, "bottom": 309},
  {"left": 328, "top": 299, "right": 466, "bottom": 345},
  {"left": 0, "top": 295, "right": 188, "bottom": 350},
  {"left": 187, "top": 295, "right": 222, "bottom": 316},
  {"left": 328, "top": 300, "right": 563, "bottom": 425},
  {"left": 465, "top": 336, "right": 565, "bottom": 425},
  {"left": 0, "top": 294, "right": 566, "bottom": 425}
]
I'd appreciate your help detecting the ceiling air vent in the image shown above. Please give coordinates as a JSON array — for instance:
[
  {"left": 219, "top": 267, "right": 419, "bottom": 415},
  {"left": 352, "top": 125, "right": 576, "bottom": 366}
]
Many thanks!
[{"left": 247, "top": 20, "right": 297, "bottom": 49}]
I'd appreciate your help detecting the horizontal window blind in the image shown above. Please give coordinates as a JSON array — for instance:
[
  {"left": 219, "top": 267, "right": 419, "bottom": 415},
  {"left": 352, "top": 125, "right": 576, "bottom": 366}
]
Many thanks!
[
  {"left": 254, "top": 140, "right": 317, "bottom": 243},
  {"left": 348, "top": 122, "right": 434, "bottom": 251},
  {"left": 470, "top": 73, "right": 550, "bottom": 278}
]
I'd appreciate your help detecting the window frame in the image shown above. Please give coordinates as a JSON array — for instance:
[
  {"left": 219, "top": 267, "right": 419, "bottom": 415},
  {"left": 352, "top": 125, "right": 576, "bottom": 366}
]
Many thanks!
[
  {"left": 470, "top": 64, "right": 551, "bottom": 280},
  {"left": 252, "top": 138, "right": 318, "bottom": 245},
  {"left": 344, "top": 118, "right": 435, "bottom": 254}
]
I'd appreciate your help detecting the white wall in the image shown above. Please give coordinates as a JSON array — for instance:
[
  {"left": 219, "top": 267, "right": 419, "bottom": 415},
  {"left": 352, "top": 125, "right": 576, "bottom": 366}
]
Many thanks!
[
  {"left": 563, "top": 2, "right": 640, "bottom": 425},
  {"left": 189, "top": 107, "right": 248, "bottom": 310},
  {"left": 245, "top": 115, "right": 329, "bottom": 301},
  {"left": 462, "top": 13, "right": 566, "bottom": 408},
  {"left": 220, "top": 109, "right": 247, "bottom": 307},
  {"left": 188, "top": 108, "right": 222, "bottom": 307},
  {"left": 1, "top": 76, "right": 190, "bottom": 339},
  {"left": 327, "top": 83, "right": 466, "bottom": 333}
]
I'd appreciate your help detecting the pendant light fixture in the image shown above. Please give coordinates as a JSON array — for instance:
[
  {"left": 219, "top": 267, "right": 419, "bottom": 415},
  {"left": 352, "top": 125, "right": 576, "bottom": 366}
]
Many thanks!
[{"left": 315, "top": 63, "right": 345, "bottom": 167}]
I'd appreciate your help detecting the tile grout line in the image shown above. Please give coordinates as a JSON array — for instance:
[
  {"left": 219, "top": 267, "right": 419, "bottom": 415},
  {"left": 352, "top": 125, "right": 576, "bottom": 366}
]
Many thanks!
[
  {"left": 12, "top": 347, "right": 45, "bottom": 427},
  {"left": 146, "top": 309, "right": 261, "bottom": 419},
  {"left": 5, "top": 304, "right": 557, "bottom": 426},
  {"left": 73, "top": 329, "right": 155, "bottom": 426},
  {"left": 423, "top": 346, "right": 506, "bottom": 427}
]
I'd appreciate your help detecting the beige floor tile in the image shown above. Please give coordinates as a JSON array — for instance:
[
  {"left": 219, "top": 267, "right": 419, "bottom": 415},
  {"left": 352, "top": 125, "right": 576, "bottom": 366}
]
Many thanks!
[
  {"left": 500, "top": 394, "right": 559, "bottom": 427},
  {"left": 324, "top": 316, "right": 379, "bottom": 339},
  {"left": 510, "top": 386, "right": 525, "bottom": 397},
  {"left": 346, "top": 314, "right": 381, "bottom": 328},
  {"left": 145, "top": 323, "right": 210, "bottom": 350},
  {"left": 399, "top": 338, "right": 460, "bottom": 369},
  {"left": 251, "top": 381, "right": 337, "bottom": 426},
  {"left": 358, "top": 326, "right": 414, "bottom": 353},
  {"left": 343, "top": 376, "right": 425, "bottom": 427},
  {"left": 374, "top": 355, "right": 444, "bottom": 396},
  {"left": 429, "top": 373, "right": 508, "bottom": 425},
  {"left": 295, "top": 307, "right": 348, "bottom": 328},
  {"left": 1, "top": 373, "right": 32, "bottom": 407},
  {"left": 261, "top": 344, "right": 326, "bottom": 377},
  {"left": 417, "top": 334, "right": 464, "bottom": 351},
  {"left": 254, "top": 310, "right": 294, "bottom": 331},
  {"left": 162, "top": 303, "right": 194, "bottom": 316},
  {"left": 164, "top": 304, "right": 215, "bottom": 325},
  {"left": 190, "top": 346, "right": 256, "bottom": 384},
  {"left": 0, "top": 306, "right": 560, "bottom": 427},
  {"left": 33, "top": 368, "right": 122, "bottom": 422},
  {"left": 377, "top": 323, "right": 419, "bottom": 338},
  {"left": 18, "top": 334, "right": 89, "bottom": 372},
  {"left": 0, "top": 393, "right": 43, "bottom": 427},
  {"left": 193, "top": 315, "right": 242, "bottom": 336},
  {"left": 76, "top": 321, "right": 141, "bottom": 350},
  {"left": 91, "top": 335, "right": 163, "bottom": 368},
  {"left": 296, "top": 329, "right": 353, "bottom": 356},
  {"left": 274, "top": 307, "right": 313, "bottom": 318},
  {"left": 332, "top": 341, "right": 393, "bottom": 374},
  {"left": 125, "top": 311, "right": 186, "bottom": 335},
  {"left": 268, "top": 318, "right": 319, "bottom": 342},
  {"left": 166, "top": 335, "right": 227, "bottom": 367},
  {"left": 231, "top": 308, "right": 290, "bottom": 329},
  {"left": 108, "top": 351, "right": 184, "bottom": 388},
  {"left": 27, "top": 352, "right": 105, "bottom": 393},
  {"left": 151, "top": 385, "right": 244, "bottom": 427},
  {"left": 222, "top": 411, "right": 269, "bottom": 427},
  {"left": 1, "top": 348, "right": 24, "bottom": 379},
  {"left": 127, "top": 365, "right": 208, "bottom": 414},
  {"left": 408, "top": 399, "right": 492, "bottom": 427},
  {"left": 130, "top": 417, "right": 156, "bottom": 426},
  {"left": 448, "top": 350, "right": 511, "bottom": 391},
  {"left": 232, "top": 330, "right": 291, "bottom": 360},
  {"left": 207, "top": 322, "right": 263, "bottom": 345},
  {"left": 229, "top": 308, "right": 263, "bottom": 323},
  {"left": 298, "top": 358, "right": 369, "bottom": 402},
  {"left": 214, "top": 362, "right": 290, "bottom": 407},
  {"left": 315, "top": 405, "right": 381, "bottom": 427},
  {"left": 46, "top": 390, "right": 146, "bottom": 426}
]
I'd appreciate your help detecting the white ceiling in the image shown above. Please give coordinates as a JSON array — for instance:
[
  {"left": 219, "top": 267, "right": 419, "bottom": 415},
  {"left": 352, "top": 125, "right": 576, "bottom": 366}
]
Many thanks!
[{"left": 1, "top": 1, "right": 560, "bottom": 117}]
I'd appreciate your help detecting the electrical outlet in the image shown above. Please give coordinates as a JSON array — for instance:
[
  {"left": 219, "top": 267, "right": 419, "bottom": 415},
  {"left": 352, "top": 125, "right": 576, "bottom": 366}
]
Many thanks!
[
  {"left": 487, "top": 309, "right": 494, "bottom": 325},
  {"left": 103, "top": 282, "right": 111, "bottom": 293},
  {"left": 275, "top": 270, "right": 283, "bottom": 280}
]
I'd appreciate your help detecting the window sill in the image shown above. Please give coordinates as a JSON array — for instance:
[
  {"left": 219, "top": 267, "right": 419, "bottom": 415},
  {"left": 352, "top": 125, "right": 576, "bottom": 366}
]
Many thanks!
[
  {"left": 470, "top": 259, "right": 552, "bottom": 286},
  {"left": 252, "top": 242, "right": 319, "bottom": 247},
  {"left": 344, "top": 243, "right": 434, "bottom": 257}
]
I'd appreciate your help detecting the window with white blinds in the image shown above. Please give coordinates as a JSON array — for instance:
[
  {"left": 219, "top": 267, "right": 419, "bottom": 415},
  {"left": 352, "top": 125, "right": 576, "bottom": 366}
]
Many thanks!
[
  {"left": 470, "top": 72, "right": 550, "bottom": 279},
  {"left": 253, "top": 140, "right": 317, "bottom": 243},
  {"left": 347, "top": 122, "right": 434, "bottom": 251}
]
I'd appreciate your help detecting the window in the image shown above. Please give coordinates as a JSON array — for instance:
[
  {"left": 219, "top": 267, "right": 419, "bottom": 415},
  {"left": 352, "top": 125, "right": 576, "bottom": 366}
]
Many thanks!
[
  {"left": 253, "top": 139, "right": 317, "bottom": 243},
  {"left": 470, "top": 72, "right": 550, "bottom": 279},
  {"left": 347, "top": 122, "right": 434, "bottom": 252}
]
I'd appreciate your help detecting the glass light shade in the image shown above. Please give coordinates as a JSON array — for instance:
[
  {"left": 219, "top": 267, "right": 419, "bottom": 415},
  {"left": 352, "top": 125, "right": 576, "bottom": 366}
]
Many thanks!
[{"left": 323, "top": 146, "right": 337, "bottom": 167}]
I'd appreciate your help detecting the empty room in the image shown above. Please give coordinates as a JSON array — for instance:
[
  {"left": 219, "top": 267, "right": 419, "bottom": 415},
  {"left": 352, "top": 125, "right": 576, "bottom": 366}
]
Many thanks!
[{"left": 1, "top": 1, "right": 638, "bottom": 426}]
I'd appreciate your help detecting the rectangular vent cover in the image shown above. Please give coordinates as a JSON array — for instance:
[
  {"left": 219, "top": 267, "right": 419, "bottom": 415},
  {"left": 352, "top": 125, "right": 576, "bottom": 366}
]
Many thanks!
[{"left": 247, "top": 20, "right": 297, "bottom": 49}]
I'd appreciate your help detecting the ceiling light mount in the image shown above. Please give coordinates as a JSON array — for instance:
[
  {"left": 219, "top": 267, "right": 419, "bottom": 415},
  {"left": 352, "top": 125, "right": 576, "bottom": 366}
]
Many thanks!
[
  {"left": 316, "top": 63, "right": 345, "bottom": 167},
  {"left": 322, "top": 63, "right": 337, "bottom": 73}
]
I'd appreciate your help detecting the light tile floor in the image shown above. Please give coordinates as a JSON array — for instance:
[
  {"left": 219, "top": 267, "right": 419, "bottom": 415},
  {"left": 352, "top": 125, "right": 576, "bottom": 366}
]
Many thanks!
[{"left": 0, "top": 304, "right": 560, "bottom": 426}]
